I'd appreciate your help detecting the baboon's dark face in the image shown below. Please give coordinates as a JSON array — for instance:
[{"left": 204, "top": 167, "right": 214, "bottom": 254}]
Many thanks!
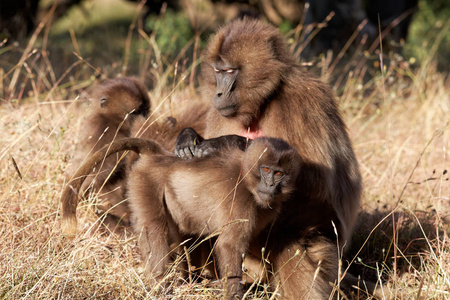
[
  {"left": 255, "top": 165, "right": 286, "bottom": 207},
  {"left": 211, "top": 62, "right": 240, "bottom": 117},
  {"left": 245, "top": 138, "right": 301, "bottom": 209},
  {"left": 202, "top": 18, "right": 292, "bottom": 127}
]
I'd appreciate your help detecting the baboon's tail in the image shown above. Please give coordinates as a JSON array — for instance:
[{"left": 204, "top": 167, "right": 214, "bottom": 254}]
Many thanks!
[{"left": 61, "top": 137, "right": 169, "bottom": 238}]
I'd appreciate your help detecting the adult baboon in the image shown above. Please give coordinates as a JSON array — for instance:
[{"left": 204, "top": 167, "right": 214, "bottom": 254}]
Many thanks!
[
  {"left": 72, "top": 77, "right": 150, "bottom": 228},
  {"left": 61, "top": 135, "right": 301, "bottom": 299},
  {"left": 175, "top": 18, "right": 362, "bottom": 298}
]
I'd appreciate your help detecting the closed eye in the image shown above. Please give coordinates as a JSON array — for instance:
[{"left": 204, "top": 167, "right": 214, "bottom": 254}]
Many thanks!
[{"left": 226, "top": 69, "right": 235, "bottom": 74}]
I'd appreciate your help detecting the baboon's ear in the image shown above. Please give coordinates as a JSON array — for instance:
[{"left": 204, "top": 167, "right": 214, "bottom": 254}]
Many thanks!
[
  {"left": 268, "top": 35, "right": 285, "bottom": 60},
  {"left": 100, "top": 97, "right": 107, "bottom": 108}
]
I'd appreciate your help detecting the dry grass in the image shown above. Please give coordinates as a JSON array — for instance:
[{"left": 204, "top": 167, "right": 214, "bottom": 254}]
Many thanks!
[
  {"left": 341, "top": 57, "right": 449, "bottom": 299},
  {"left": 1, "top": 3, "right": 449, "bottom": 299}
]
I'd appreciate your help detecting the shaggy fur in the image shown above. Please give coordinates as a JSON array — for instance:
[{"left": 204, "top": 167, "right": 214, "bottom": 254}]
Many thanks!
[
  {"left": 195, "top": 18, "right": 361, "bottom": 298},
  {"left": 61, "top": 136, "right": 301, "bottom": 299},
  {"left": 71, "top": 77, "right": 150, "bottom": 228}
]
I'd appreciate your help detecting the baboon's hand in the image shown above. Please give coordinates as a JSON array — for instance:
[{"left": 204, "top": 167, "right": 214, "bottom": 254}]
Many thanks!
[
  {"left": 174, "top": 127, "right": 202, "bottom": 159},
  {"left": 193, "top": 140, "right": 217, "bottom": 158}
]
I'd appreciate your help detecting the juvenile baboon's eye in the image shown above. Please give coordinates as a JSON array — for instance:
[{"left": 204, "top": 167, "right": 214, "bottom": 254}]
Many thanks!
[{"left": 100, "top": 97, "right": 107, "bottom": 106}]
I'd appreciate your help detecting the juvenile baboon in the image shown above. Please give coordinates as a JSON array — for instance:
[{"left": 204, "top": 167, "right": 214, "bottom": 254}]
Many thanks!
[
  {"left": 61, "top": 135, "right": 301, "bottom": 299},
  {"left": 72, "top": 77, "right": 150, "bottom": 228},
  {"left": 176, "top": 18, "right": 362, "bottom": 298}
]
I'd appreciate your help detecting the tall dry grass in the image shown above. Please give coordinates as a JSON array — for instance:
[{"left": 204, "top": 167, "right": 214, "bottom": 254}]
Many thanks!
[
  {"left": 0, "top": 2, "right": 449, "bottom": 299},
  {"left": 341, "top": 56, "right": 449, "bottom": 299}
]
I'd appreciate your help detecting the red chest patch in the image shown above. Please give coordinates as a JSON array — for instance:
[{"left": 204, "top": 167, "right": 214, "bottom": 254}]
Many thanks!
[{"left": 240, "top": 121, "right": 263, "bottom": 139}]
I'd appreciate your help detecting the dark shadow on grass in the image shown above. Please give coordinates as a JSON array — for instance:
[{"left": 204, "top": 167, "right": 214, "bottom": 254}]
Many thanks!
[{"left": 345, "top": 207, "right": 449, "bottom": 285}]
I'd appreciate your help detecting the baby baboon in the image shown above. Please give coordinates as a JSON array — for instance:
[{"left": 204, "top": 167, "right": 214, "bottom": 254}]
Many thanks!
[
  {"left": 61, "top": 135, "right": 301, "bottom": 299},
  {"left": 175, "top": 18, "right": 362, "bottom": 298},
  {"left": 72, "top": 77, "right": 150, "bottom": 228}
]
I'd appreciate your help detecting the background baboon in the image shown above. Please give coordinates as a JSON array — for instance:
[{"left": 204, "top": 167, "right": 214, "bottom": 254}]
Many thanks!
[
  {"left": 72, "top": 77, "right": 150, "bottom": 229},
  {"left": 61, "top": 135, "right": 301, "bottom": 299},
  {"left": 176, "top": 18, "right": 362, "bottom": 298},
  {"left": 130, "top": 99, "right": 208, "bottom": 151}
]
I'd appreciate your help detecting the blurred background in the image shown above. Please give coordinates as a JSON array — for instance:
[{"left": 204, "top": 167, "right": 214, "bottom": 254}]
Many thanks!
[{"left": 0, "top": 0, "right": 448, "bottom": 103}]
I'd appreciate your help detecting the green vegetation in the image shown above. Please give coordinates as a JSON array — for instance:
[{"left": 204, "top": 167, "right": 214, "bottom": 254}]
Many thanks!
[
  {"left": 145, "top": 9, "right": 196, "bottom": 60},
  {"left": 406, "top": 0, "right": 450, "bottom": 71}
]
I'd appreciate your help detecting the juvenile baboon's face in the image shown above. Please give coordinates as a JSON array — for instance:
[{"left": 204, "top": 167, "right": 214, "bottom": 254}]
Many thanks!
[{"left": 245, "top": 138, "right": 301, "bottom": 209}]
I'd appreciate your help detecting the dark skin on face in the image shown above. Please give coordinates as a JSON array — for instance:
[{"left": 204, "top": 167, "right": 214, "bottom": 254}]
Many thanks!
[
  {"left": 60, "top": 134, "right": 301, "bottom": 300},
  {"left": 258, "top": 166, "right": 285, "bottom": 204},
  {"left": 211, "top": 62, "right": 240, "bottom": 116}
]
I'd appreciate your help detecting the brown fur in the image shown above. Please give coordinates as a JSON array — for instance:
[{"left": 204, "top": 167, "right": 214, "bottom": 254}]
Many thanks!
[
  {"left": 72, "top": 77, "right": 150, "bottom": 228},
  {"left": 126, "top": 100, "right": 208, "bottom": 170},
  {"left": 61, "top": 138, "right": 160, "bottom": 237},
  {"left": 130, "top": 137, "right": 300, "bottom": 299},
  {"left": 61, "top": 136, "right": 301, "bottom": 299},
  {"left": 131, "top": 100, "right": 208, "bottom": 150},
  {"left": 196, "top": 18, "right": 362, "bottom": 298}
]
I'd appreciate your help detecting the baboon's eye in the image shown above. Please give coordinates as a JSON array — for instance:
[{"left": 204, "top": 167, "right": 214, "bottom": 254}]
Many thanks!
[
  {"left": 100, "top": 97, "right": 107, "bottom": 107},
  {"left": 263, "top": 167, "right": 271, "bottom": 173},
  {"left": 213, "top": 67, "right": 220, "bottom": 73},
  {"left": 226, "top": 69, "right": 235, "bottom": 74},
  {"left": 275, "top": 171, "right": 283, "bottom": 176}
]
